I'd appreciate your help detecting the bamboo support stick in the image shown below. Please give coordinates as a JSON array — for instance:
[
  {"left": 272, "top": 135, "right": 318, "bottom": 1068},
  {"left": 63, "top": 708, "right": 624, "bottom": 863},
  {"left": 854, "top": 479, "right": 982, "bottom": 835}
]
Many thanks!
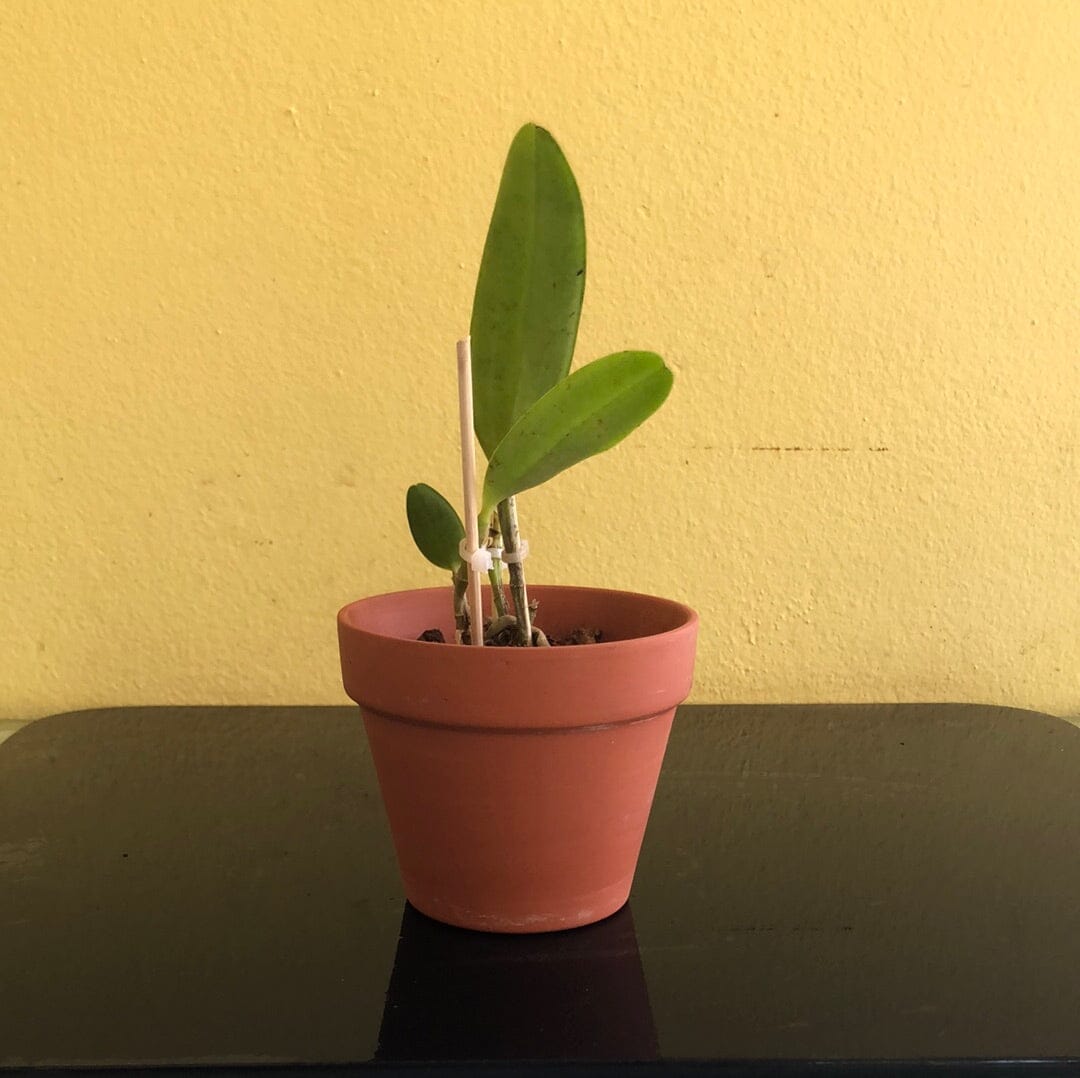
[{"left": 456, "top": 337, "right": 485, "bottom": 647}]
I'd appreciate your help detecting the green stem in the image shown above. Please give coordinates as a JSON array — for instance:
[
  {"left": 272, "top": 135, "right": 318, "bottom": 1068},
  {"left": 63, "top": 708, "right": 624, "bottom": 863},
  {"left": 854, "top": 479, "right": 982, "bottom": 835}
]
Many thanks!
[
  {"left": 486, "top": 510, "right": 507, "bottom": 619},
  {"left": 497, "top": 495, "right": 532, "bottom": 646},
  {"left": 452, "top": 562, "right": 471, "bottom": 644}
]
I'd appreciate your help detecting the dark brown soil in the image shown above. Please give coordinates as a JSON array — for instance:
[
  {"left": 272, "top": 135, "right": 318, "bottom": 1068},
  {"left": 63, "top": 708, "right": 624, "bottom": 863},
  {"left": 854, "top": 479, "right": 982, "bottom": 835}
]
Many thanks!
[
  {"left": 416, "top": 625, "right": 602, "bottom": 646},
  {"left": 549, "top": 627, "right": 603, "bottom": 646}
]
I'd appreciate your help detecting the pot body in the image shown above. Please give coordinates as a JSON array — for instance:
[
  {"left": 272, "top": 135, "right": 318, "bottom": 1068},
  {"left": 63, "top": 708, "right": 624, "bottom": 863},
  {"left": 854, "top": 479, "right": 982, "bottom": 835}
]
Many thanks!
[{"left": 338, "top": 585, "right": 697, "bottom": 933}]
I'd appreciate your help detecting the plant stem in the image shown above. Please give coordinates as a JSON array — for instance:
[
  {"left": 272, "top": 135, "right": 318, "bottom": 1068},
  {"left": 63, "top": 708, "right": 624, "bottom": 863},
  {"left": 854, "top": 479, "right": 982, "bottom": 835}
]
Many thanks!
[
  {"left": 497, "top": 495, "right": 532, "bottom": 646},
  {"left": 452, "top": 562, "right": 471, "bottom": 644},
  {"left": 485, "top": 511, "right": 507, "bottom": 619}
]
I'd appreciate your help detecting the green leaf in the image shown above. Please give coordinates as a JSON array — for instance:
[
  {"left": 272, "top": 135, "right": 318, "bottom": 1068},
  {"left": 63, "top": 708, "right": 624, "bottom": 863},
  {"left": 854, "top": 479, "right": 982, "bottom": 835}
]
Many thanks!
[
  {"left": 406, "top": 483, "right": 464, "bottom": 570},
  {"left": 481, "top": 351, "right": 673, "bottom": 514},
  {"left": 470, "top": 123, "right": 586, "bottom": 457}
]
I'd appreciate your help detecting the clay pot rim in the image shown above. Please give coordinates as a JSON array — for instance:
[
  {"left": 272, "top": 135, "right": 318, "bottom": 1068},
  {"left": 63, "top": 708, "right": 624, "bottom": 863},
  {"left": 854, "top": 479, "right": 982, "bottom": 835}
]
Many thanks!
[{"left": 338, "top": 584, "right": 698, "bottom": 655}]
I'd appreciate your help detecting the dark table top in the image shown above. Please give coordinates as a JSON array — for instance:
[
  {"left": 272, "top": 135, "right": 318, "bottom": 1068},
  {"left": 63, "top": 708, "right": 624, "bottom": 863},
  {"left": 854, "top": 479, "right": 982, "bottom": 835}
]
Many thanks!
[{"left": 2, "top": 704, "right": 1079, "bottom": 1076}]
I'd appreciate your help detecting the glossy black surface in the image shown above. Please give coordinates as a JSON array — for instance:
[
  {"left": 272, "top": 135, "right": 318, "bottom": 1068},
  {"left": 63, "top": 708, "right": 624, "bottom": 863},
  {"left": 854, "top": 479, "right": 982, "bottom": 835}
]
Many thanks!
[{"left": 2, "top": 704, "right": 1079, "bottom": 1074}]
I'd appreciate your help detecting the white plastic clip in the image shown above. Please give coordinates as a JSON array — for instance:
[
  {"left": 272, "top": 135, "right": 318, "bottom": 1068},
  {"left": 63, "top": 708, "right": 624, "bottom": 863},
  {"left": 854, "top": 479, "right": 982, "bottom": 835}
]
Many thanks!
[
  {"left": 501, "top": 538, "right": 530, "bottom": 564},
  {"left": 459, "top": 539, "right": 494, "bottom": 574}
]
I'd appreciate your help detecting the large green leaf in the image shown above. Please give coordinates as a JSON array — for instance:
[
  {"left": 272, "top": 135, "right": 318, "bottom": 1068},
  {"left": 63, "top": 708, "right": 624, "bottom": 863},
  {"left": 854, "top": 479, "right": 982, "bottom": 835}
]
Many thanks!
[
  {"left": 481, "top": 351, "right": 673, "bottom": 514},
  {"left": 406, "top": 483, "right": 464, "bottom": 570},
  {"left": 470, "top": 123, "right": 586, "bottom": 457}
]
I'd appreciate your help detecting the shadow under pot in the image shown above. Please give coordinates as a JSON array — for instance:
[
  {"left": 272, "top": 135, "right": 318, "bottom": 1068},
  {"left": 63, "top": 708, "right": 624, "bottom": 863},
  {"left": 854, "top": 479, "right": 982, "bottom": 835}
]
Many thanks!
[{"left": 376, "top": 901, "right": 659, "bottom": 1062}]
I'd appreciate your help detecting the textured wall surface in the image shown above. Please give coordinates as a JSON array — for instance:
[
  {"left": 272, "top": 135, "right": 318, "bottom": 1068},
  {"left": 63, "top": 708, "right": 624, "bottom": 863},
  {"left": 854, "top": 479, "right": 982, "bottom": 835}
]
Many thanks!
[{"left": 2, "top": 1, "right": 1077, "bottom": 722}]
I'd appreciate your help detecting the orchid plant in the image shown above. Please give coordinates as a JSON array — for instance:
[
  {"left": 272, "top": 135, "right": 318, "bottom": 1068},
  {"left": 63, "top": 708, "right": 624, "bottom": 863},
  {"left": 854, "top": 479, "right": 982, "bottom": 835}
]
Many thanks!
[{"left": 406, "top": 124, "right": 672, "bottom": 645}]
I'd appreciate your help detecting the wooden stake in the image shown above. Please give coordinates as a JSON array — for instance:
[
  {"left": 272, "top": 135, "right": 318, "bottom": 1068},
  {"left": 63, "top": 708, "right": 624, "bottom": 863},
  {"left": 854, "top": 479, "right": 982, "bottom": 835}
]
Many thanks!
[{"left": 456, "top": 336, "right": 485, "bottom": 646}]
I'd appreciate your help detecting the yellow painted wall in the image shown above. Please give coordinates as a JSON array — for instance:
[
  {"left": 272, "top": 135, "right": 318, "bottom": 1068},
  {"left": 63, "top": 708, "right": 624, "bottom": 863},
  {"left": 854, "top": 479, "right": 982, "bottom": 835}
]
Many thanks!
[{"left": 3, "top": 1, "right": 1077, "bottom": 723}]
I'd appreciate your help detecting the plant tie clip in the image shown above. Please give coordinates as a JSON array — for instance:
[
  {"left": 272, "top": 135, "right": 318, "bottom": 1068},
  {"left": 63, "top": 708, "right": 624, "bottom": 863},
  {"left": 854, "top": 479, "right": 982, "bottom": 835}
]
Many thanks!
[
  {"left": 459, "top": 539, "right": 494, "bottom": 574},
  {"left": 502, "top": 538, "right": 529, "bottom": 564},
  {"left": 458, "top": 538, "right": 529, "bottom": 570}
]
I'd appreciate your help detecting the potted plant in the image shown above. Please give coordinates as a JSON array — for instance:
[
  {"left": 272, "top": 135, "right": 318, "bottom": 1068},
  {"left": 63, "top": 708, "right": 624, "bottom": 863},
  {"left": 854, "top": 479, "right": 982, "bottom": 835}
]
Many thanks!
[{"left": 338, "top": 124, "right": 698, "bottom": 933}]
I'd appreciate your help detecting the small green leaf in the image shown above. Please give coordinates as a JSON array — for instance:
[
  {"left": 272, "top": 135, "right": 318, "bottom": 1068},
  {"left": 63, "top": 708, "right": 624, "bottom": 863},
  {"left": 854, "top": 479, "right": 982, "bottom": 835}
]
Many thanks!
[
  {"left": 481, "top": 351, "right": 673, "bottom": 514},
  {"left": 406, "top": 483, "right": 464, "bottom": 570},
  {"left": 470, "top": 123, "right": 586, "bottom": 457}
]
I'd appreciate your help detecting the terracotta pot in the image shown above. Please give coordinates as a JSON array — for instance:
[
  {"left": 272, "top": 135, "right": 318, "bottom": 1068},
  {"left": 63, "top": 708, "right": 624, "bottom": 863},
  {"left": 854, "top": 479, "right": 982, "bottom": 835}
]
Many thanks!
[{"left": 337, "top": 585, "right": 697, "bottom": 933}]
